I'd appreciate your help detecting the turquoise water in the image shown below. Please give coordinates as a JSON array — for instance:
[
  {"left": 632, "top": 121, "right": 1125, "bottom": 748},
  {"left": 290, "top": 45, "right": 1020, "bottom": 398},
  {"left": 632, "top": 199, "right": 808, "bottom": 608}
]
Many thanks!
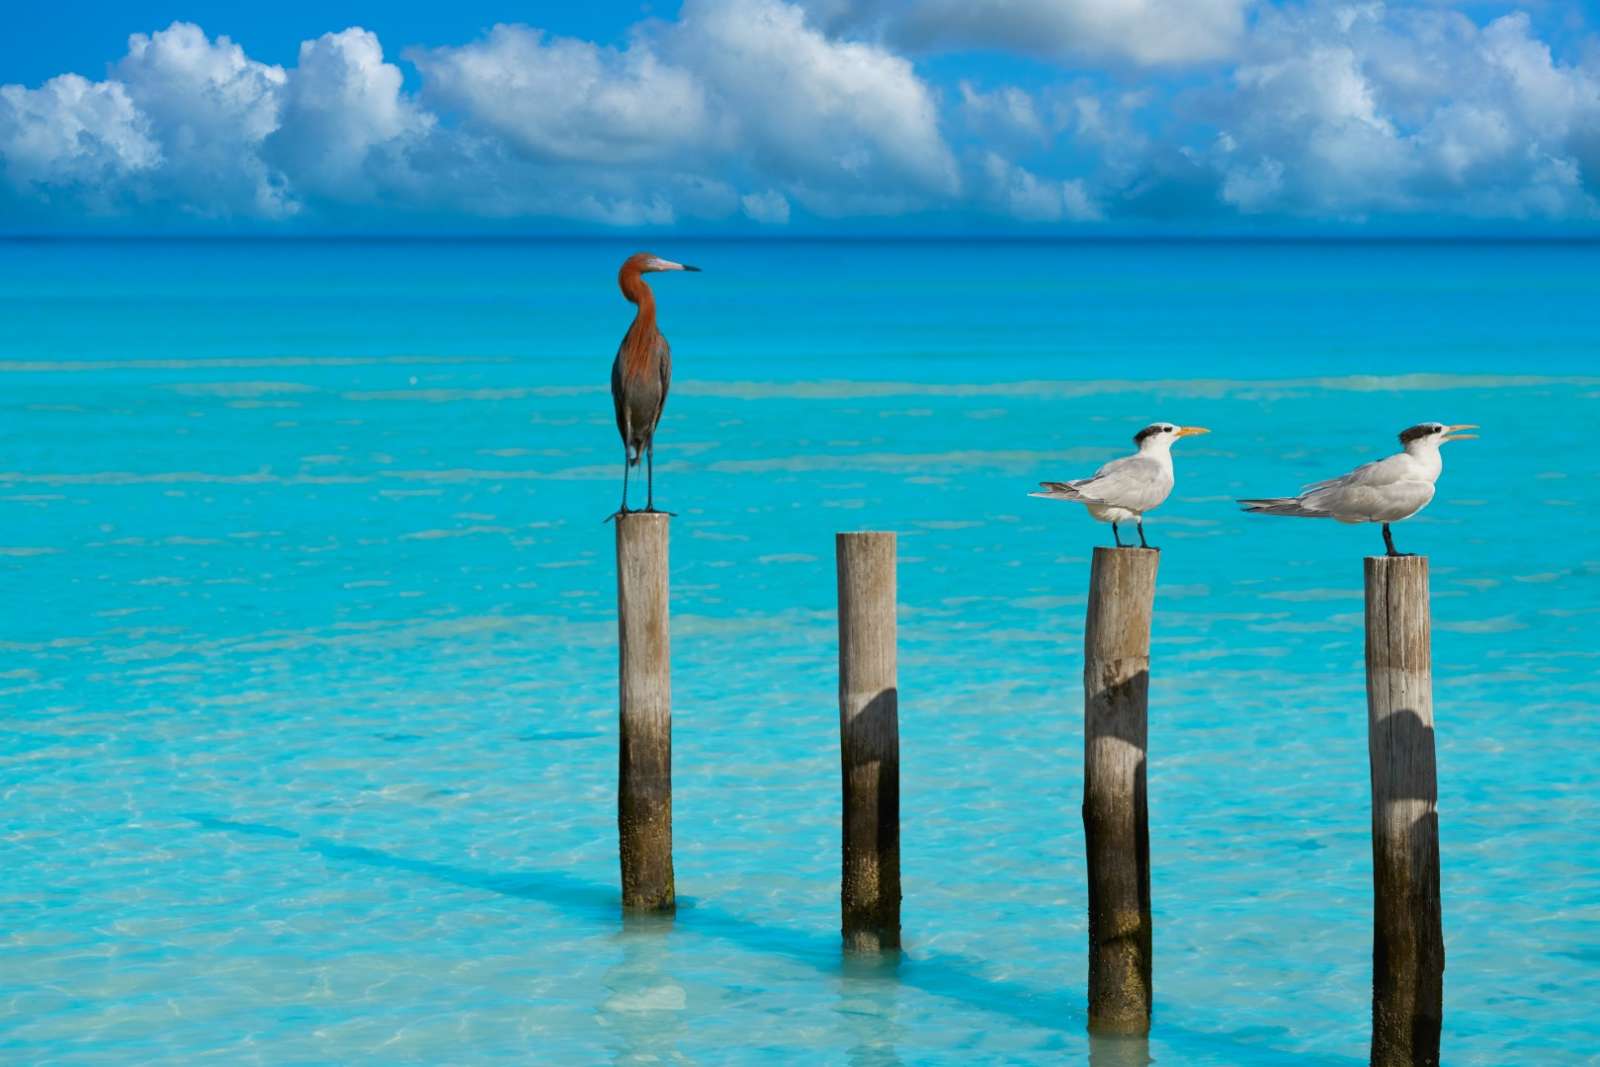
[{"left": 2, "top": 238, "right": 1598, "bottom": 1064}]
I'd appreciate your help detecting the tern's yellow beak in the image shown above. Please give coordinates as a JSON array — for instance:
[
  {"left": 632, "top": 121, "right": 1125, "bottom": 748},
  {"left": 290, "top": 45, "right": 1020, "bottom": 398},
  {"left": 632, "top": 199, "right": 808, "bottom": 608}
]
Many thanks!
[
  {"left": 1176, "top": 426, "right": 1211, "bottom": 437},
  {"left": 1444, "top": 423, "right": 1479, "bottom": 441}
]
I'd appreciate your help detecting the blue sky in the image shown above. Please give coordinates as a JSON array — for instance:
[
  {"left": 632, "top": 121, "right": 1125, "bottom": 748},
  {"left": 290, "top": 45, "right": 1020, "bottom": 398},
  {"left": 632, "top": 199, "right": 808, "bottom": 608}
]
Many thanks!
[{"left": 3, "top": 1, "right": 1599, "bottom": 233}]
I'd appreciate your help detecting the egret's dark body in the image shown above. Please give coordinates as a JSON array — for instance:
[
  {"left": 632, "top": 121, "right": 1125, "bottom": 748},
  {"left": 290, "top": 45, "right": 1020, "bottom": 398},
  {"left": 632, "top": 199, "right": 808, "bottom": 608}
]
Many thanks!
[
  {"left": 611, "top": 327, "right": 671, "bottom": 469},
  {"left": 610, "top": 252, "right": 696, "bottom": 516}
]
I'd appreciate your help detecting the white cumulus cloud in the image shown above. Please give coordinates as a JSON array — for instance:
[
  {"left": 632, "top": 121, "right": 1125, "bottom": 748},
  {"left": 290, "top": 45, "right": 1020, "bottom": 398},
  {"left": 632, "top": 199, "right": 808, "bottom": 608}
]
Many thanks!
[
  {"left": 742, "top": 189, "right": 792, "bottom": 223},
  {"left": 410, "top": 26, "right": 708, "bottom": 165},
  {"left": 267, "top": 29, "right": 432, "bottom": 199},
  {"left": 959, "top": 82, "right": 1050, "bottom": 148},
  {"left": 1199, "top": 5, "right": 1600, "bottom": 219},
  {"left": 0, "top": 75, "right": 160, "bottom": 204},
  {"left": 671, "top": 0, "right": 959, "bottom": 214},
  {"left": 2, "top": 3, "right": 1599, "bottom": 228},
  {"left": 979, "top": 152, "right": 1101, "bottom": 222},
  {"left": 813, "top": 0, "right": 1251, "bottom": 66},
  {"left": 114, "top": 22, "right": 294, "bottom": 217}
]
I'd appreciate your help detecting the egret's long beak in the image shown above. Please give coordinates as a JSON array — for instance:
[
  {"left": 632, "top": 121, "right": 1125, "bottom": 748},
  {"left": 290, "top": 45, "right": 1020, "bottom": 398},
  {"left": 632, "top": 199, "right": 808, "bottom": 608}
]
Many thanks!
[
  {"left": 647, "top": 258, "right": 700, "bottom": 273},
  {"left": 1444, "top": 423, "right": 1479, "bottom": 441},
  {"left": 1176, "top": 426, "right": 1211, "bottom": 437}
]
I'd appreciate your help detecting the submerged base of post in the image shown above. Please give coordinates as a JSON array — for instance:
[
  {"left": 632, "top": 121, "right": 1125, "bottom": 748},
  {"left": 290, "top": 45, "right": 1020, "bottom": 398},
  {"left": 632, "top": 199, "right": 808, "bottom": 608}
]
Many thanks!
[
  {"left": 837, "top": 531, "right": 901, "bottom": 952},
  {"left": 1088, "top": 1034, "right": 1153, "bottom": 1067},
  {"left": 1083, "top": 546, "right": 1158, "bottom": 1036},
  {"left": 1364, "top": 555, "right": 1443, "bottom": 1067},
  {"left": 617, "top": 512, "right": 674, "bottom": 912}
]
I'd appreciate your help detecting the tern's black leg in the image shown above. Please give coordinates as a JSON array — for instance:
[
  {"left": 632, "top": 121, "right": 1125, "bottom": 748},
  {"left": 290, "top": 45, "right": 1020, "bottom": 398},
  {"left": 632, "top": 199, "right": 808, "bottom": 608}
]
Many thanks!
[
  {"left": 1112, "top": 521, "right": 1127, "bottom": 548},
  {"left": 1137, "top": 520, "right": 1152, "bottom": 550},
  {"left": 1381, "top": 522, "right": 1411, "bottom": 557}
]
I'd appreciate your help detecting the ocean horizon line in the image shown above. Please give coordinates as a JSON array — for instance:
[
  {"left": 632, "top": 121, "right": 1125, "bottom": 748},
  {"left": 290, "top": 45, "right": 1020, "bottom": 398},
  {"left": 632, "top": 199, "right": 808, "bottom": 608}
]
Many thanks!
[{"left": 6, "top": 232, "right": 1600, "bottom": 246}]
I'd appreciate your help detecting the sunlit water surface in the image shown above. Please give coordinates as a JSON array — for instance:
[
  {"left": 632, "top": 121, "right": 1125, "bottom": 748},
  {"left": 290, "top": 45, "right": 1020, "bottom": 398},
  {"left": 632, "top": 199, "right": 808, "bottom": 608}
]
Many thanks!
[{"left": 3, "top": 239, "right": 1598, "bottom": 1064}]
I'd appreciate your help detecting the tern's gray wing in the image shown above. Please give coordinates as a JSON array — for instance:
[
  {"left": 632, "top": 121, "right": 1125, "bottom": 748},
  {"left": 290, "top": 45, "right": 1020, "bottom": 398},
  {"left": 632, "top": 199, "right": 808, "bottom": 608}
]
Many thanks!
[
  {"left": 1243, "top": 453, "right": 1434, "bottom": 522},
  {"left": 1300, "top": 455, "right": 1399, "bottom": 494},
  {"left": 1063, "top": 455, "right": 1173, "bottom": 512}
]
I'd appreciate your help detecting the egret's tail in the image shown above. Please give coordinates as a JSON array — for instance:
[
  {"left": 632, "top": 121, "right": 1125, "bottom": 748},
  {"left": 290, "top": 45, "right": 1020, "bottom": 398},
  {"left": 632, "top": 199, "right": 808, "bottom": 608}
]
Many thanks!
[
  {"left": 1029, "top": 481, "right": 1083, "bottom": 501},
  {"left": 1238, "top": 496, "right": 1326, "bottom": 517}
]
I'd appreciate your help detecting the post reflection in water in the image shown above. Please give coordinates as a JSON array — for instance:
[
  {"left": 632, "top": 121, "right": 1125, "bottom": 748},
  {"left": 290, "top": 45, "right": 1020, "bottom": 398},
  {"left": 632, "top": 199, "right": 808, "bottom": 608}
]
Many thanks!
[
  {"left": 835, "top": 949, "right": 905, "bottom": 1067},
  {"left": 599, "top": 912, "right": 686, "bottom": 1066},
  {"left": 1088, "top": 1033, "right": 1152, "bottom": 1067}
]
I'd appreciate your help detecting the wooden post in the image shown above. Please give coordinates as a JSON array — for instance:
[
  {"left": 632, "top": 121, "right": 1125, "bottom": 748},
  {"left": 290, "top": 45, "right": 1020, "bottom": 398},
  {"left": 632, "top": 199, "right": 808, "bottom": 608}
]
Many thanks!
[
  {"left": 836, "top": 531, "right": 900, "bottom": 951},
  {"left": 616, "top": 512, "right": 673, "bottom": 911},
  {"left": 1082, "top": 546, "right": 1158, "bottom": 1035},
  {"left": 1364, "top": 555, "right": 1444, "bottom": 1067},
  {"left": 1088, "top": 1035, "right": 1152, "bottom": 1067}
]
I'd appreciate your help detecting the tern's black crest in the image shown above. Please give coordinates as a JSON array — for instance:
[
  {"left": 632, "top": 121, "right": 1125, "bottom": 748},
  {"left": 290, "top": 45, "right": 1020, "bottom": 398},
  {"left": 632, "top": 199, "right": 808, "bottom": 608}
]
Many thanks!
[
  {"left": 1133, "top": 423, "right": 1171, "bottom": 445},
  {"left": 1398, "top": 423, "right": 1445, "bottom": 444}
]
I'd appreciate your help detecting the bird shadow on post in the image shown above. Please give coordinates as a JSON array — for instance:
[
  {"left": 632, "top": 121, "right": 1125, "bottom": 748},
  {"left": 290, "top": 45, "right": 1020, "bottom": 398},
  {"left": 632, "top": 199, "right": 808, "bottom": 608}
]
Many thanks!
[
  {"left": 1083, "top": 674, "right": 1152, "bottom": 1036},
  {"left": 837, "top": 531, "right": 901, "bottom": 954},
  {"left": 1369, "top": 709, "right": 1443, "bottom": 1067},
  {"left": 1082, "top": 546, "right": 1157, "bottom": 1037},
  {"left": 1364, "top": 554, "right": 1443, "bottom": 1067},
  {"left": 842, "top": 687, "right": 901, "bottom": 953}
]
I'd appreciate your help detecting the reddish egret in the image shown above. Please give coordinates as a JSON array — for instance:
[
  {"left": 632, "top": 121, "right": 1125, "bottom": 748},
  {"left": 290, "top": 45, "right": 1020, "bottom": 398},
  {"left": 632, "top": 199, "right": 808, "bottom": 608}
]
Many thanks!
[
  {"left": 610, "top": 252, "right": 699, "bottom": 518},
  {"left": 1239, "top": 422, "right": 1478, "bottom": 555},
  {"left": 1030, "top": 422, "right": 1209, "bottom": 549}
]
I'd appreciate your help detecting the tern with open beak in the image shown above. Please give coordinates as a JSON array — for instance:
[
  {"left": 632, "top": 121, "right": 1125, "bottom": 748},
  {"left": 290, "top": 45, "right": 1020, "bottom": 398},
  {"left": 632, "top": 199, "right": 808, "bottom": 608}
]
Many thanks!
[
  {"left": 1030, "top": 422, "right": 1210, "bottom": 549},
  {"left": 1238, "top": 422, "right": 1478, "bottom": 556}
]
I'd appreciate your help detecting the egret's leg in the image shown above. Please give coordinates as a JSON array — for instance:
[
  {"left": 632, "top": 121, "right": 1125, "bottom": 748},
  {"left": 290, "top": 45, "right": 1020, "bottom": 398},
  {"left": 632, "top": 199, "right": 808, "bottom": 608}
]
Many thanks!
[
  {"left": 607, "top": 448, "right": 632, "bottom": 522},
  {"left": 643, "top": 441, "right": 656, "bottom": 511},
  {"left": 642, "top": 442, "right": 674, "bottom": 515},
  {"left": 1137, "top": 519, "right": 1152, "bottom": 550},
  {"left": 1112, "top": 521, "right": 1126, "bottom": 548}
]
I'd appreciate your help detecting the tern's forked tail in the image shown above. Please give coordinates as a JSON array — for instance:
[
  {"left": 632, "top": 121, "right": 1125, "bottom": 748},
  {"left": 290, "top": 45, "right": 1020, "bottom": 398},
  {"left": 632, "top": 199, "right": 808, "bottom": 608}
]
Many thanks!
[
  {"left": 1238, "top": 497, "right": 1328, "bottom": 517},
  {"left": 1030, "top": 480, "right": 1084, "bottom": 501}
]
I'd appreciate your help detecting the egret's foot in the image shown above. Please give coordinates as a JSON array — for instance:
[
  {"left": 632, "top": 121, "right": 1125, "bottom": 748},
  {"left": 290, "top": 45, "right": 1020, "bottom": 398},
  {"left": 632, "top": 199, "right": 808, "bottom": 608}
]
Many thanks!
[
  {"left": 641, "top": 506, "right": 677, "bottom": 517},
  {"left": 604, "top": 506, "right": 632, "bottom": 524},
  {"left": 1385, "top": 550, "right": 1416, "bottom": 558}
]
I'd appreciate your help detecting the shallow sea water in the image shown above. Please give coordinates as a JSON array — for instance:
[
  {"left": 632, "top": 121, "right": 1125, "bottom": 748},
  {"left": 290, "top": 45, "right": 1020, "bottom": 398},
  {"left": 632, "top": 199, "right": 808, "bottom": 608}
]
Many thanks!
[{"left": 2, "top": 239, "right": 1598, "bottom": 1064}]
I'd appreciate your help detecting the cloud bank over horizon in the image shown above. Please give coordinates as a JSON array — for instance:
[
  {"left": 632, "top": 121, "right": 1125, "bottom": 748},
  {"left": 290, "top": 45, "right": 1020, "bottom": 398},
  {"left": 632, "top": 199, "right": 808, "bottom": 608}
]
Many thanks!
[{"left": 2, "top": 0, "right": 1599, "bottom": 231}]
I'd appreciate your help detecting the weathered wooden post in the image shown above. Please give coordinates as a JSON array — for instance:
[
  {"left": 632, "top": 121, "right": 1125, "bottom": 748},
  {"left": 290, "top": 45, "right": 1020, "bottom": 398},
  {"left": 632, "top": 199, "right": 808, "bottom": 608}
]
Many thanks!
[
  {"left": 616, "top": 512, "right": 673, "bottom": 911},
  {"left": 836, "top": 531, "right": 900, "bottom": 951},
  {"left": 1082, "top": 546, "right": 1158, "bottom": 1035},
  {"left": 1364, "top": 555, "right": 1444, "bottom": 1066},
  {"left": 1088, "top": 1034, "right": 1152, "bottom": 1067}
]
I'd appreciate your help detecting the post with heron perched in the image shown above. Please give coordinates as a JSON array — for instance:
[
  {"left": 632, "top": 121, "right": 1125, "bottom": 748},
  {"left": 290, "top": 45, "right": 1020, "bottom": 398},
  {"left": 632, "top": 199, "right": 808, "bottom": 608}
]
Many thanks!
[
  {"left": 1364, "top": 554, "right": 1444, "bottom": 1067},
  {"left": 1082, "top": 545, "right": 1158, "bottom": 1036},
  {"left": 836, "top": 531, "right": 900, "bottom": 952},
  {"left": 615, "top": 512, "right": 674, "bottom": 911}
]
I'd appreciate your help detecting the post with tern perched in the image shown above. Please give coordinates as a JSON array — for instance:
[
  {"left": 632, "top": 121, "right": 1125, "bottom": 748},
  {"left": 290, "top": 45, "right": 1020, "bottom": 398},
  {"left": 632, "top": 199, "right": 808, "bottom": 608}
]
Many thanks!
[
  {"left": 615, "top": 512, "right": 674, "bottom": 911},
  {"left": 1082, "top": 545, "right": 1159, "bottom": 1035},
  {"left": 835, "top": 531, "right": 901, "bottom": 952},
  {"left": 1364, "top": 554, "right": 1444, "bottom": 1067}
]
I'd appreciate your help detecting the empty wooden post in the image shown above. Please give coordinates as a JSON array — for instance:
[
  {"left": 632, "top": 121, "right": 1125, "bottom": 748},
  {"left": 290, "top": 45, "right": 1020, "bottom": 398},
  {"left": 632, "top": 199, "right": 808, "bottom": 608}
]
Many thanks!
[
  {"left": 616, "top": 512, "right": 673, "bottom": 911},
  {"left": 1082, "top": 546, "right": 1158, "bottom": 1036},
  {"left": 836, "top": 531, "right": 900, "bottom": 951},
  {"left": 1364, "top": 555, "right": 1444, "bottom": 1067}
]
